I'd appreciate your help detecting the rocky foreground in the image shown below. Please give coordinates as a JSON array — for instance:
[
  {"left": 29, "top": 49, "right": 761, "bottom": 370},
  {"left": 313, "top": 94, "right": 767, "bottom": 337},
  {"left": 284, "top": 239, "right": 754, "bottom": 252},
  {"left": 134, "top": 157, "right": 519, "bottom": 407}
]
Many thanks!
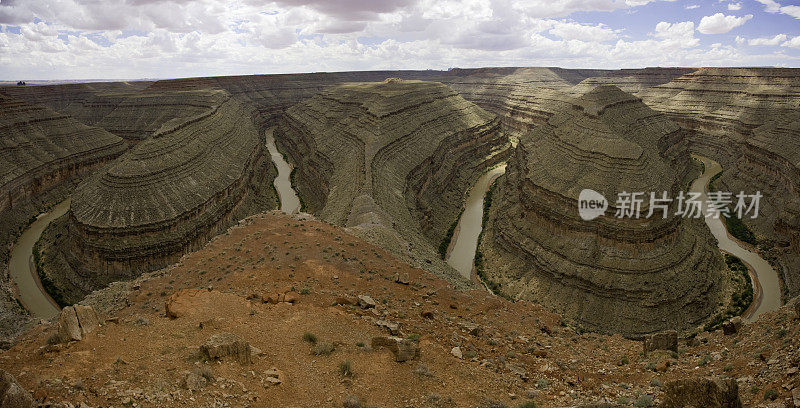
[{"left": 1, "top": 211, "right": 799, "bottom": 408}]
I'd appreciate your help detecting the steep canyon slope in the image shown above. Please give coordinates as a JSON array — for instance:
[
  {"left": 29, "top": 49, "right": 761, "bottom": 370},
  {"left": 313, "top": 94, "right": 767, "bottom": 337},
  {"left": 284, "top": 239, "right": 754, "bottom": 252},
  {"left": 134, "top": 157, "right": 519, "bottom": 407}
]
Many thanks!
[
  {"left": 639, "top": 68, "right": 800, "bottom": 298},
  {"left": 275, "top": 79, "right": 510, "bottom": 284},
  {"left": 479, "top": 85, "right": 730, "bottom": 337},
  {"left": 0, "top": 94, "right": 127, "bottom": 343},
  {"left": 38, "top": 91, "right": 277, "bottom": 304}
]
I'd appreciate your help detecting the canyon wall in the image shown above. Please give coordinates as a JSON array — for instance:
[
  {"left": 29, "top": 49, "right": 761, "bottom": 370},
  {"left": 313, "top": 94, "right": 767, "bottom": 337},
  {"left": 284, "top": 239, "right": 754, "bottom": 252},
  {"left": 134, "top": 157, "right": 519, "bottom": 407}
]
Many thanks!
[
  {"left": 479, "top": 85, "right": 728, "bottom": 337},
  {"left": 40, "top": 91, "right": 277, "bottom": 302},
  {"left": 639, "top": 68, "right": 800, "bottom": 297},
  {"left": 0, "top": 94, "right": 127, "bottom": 343},
  {"left": 275, "top": 80, "right": 510, "bottom": 284}
]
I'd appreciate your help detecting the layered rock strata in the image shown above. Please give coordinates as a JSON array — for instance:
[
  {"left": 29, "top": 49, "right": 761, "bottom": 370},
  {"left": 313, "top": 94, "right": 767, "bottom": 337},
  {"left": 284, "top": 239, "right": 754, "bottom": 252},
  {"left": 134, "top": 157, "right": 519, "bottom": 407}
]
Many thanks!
[
  {"left": 275, "top": 80, "right": 510, "bottom": 283},
  {"left": 640, "top": 68, "right": 800, "bottom": 296},
  {"left": 40, "top": 92, "right": 277, "bottom": 301},
  {"left": 479, "top": 85, "right": 727, "bottom": 337},
  {"left": 0, "top": 94, "right": 126, "bottom": 342}
]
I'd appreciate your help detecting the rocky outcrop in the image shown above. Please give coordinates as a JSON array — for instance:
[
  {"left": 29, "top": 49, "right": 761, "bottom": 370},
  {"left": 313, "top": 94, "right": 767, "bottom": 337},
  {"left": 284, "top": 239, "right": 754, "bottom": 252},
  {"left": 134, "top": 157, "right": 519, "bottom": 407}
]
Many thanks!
[
  {"left": 39, "top": 92, "right": 277, "bottom": 301},
  {"left": 0, "top": 369, "right": 34, "bottom": 408},
  {"left": 479, "top": 85, "right": 727, "bottom": 337},
  {"left": 660, "top": 377, "right": 742, "bottom": 408},
  {"left": 639, "top": 68, "right": 800, "bottom": 297},
  {"left": 200, "top": 332, "right": 252, "bottom": 365},
  {"left": 0, "top": 94, "right": 126, "bottom": 344},
  {"left": 56, "top": 304, "right": 100, "bottom": 342},
  {"left": 275, "top": 80, "right": 510, "bottom": 284}
]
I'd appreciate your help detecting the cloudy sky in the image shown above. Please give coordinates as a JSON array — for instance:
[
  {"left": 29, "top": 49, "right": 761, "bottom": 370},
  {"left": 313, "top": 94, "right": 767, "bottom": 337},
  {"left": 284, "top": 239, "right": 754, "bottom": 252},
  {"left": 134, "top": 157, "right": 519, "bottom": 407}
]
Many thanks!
[{"left": 1, "top": 0, "right": 799, "bottom": 80}]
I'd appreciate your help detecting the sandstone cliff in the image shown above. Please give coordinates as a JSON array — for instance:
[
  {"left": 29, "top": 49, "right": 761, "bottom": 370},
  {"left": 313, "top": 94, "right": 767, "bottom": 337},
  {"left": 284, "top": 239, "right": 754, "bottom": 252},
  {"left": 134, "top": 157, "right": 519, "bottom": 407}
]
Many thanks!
[
  {"left": 640, "top": 68, "right": 800, "bottom": 297},
  {"left": 39, "top": 91, "right": 277, "bottom": 302}
]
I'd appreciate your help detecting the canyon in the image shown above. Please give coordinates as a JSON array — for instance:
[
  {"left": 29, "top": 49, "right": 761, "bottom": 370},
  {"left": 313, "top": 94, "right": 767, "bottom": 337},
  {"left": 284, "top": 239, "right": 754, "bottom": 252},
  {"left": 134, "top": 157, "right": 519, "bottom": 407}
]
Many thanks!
[
  {"left": 477, "top": 85, "right": 730, "bottom": 337},
  {"left": 274, "top": 79, "right": 510, "bottom": 285},
  {"left": 0, "top": 67, "right": 798, "bottom": 406}
]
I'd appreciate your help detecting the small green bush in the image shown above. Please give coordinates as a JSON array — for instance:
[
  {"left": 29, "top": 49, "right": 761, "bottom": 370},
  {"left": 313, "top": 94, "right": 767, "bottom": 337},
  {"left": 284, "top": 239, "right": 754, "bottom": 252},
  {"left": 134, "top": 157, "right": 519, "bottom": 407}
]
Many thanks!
[
  {"left": 338, "top": 360, "right": 353, "bottom": 377},
  {"left": 302, "top": 332, "right": 317, "bottom": 344}
]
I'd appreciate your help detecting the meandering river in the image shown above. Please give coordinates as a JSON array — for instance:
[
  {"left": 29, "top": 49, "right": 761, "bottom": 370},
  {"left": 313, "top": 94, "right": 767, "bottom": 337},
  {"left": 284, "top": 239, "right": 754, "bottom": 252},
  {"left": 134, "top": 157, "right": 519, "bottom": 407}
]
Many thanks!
[
  {"left": 691, "top": 155, "right": 781, "bottom": 321},
  {"left": 9, "top": 151, "right": 780, "bottom": 324},
  {"left": 8, "top": 198, "right": 68, "bottom": 319},
  {"left": 446, "top": 165, "right": 507, "bottom": 279},
  {"left": 266, "top": 128, "right": 301, "bottom": 214}
]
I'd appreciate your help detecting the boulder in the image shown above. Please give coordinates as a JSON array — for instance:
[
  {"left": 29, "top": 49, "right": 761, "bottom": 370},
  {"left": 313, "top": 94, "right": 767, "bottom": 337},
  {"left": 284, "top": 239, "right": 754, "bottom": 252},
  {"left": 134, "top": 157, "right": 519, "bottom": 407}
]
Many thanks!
[
  {"left": 200, "top": 332, "right": 252, "bottom": 365},
  {"left": 165, "top": 289, "right": 204, "bottom": 319},
  {"left": 180, "top": 371, "right": 208, "bottom": 391},
  {"left": 57, "top": 306, "right": 82, "bottom": 342},
  {"left": 394, "top": 273, "right": 410, "bottom": 285},
  {"left": 722, "top": 317, "right": 743, "bottom": 335},
  {"left": 73, "top": 304, "right": 100, "bottom": 335},
  {"left": 644, "top": 330, "right": 678, "bottom": 354},
  {"left": 0, "top": 370, "right": 34, "bottom": 408},
  {"left": 371, "top": 336, "right": 419, "bottom": 362},
  {"left": 375, "top": 320, "right": 400, "bottom": 335},
  {"left": 358, "top": 295, "right": 377, "bottom": 309},
  {"left": 451, "top": 346, "right": 463, "bottom": 359},
  {"left": 660, "top": 377, "right": 742, "bottom": 408}
]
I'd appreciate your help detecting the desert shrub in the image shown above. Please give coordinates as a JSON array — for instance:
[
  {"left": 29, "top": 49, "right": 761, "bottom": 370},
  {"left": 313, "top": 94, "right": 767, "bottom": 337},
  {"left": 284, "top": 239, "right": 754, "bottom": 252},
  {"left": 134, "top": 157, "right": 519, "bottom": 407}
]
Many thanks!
[{"left": 302, "top": 332, "right": 317, "bottom": 344}]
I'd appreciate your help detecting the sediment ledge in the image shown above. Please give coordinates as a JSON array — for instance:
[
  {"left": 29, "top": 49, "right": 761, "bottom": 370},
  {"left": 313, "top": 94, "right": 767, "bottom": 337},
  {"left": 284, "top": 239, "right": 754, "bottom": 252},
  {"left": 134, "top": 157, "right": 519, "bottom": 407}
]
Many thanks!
[
  {"left": 0, "top": 94, "right": 127, "bottom": 343},
  {"left": 639, "top": 67, "right": 800, "bottom": 297},
  {"left": 40, "top": 92, "right": 277, "bottom": 301},
  {"left": 479, "top": 85, "right": 728, "bottom": 337}
]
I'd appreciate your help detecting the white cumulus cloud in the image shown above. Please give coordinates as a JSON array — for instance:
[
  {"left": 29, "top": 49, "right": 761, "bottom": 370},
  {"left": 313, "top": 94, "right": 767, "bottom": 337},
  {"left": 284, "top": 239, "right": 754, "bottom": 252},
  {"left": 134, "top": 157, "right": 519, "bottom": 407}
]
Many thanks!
[
  {"left": 746, "top": 33, "right": 787, "bottom": 46},
  {"left": 697, "top": 13, "right": 753, "bottom": 34}
]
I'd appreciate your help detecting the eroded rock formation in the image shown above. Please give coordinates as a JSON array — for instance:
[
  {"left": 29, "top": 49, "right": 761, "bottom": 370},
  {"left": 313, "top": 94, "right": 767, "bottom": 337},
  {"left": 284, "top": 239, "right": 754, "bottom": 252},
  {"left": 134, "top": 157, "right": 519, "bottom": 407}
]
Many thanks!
[
  {"left": 275, "top": 80, "right": 510, "bottom": 283},
  {"left": 40, "top": 92, "right": 277, "bottom": 302},
  {"left": 0, "top": 94, "right": 126, "bottom": 342},
  {"left": 640, "top": 68, "right": 800, "bottom": 297},
  {"left": 479, "top": 85, "right": 728, "bottom": 337}
]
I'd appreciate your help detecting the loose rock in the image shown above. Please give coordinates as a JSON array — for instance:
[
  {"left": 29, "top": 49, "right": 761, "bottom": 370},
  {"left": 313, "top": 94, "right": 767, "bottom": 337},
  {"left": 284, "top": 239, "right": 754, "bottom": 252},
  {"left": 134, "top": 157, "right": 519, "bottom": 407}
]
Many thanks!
[
  {"left": 722, "top": 317, "right": 743, "bottom": 335},
  {"left": 0, "top": 370, "right": 34, "bottom": 408},
  {"left": 371, "top": 336, "right": 419, "bottom": 362},
  {"left": 358, "top": 295, "right": 376, "bottom": 309},
  {"left": 660, "top": 376, "right": 742, "bottom": 408},
  {"left": 643, "top": 330, "right": 678, "bottom": 354},
  {"left": 200, "top": 332, "right": 252, "bottom": 364}
]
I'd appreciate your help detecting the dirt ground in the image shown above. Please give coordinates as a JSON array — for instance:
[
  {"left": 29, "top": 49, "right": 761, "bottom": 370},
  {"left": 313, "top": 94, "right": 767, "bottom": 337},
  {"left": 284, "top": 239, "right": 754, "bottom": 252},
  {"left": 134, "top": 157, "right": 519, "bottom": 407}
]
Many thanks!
[{"left": 2, "top": 211, "right": 798, "bottom": 407}]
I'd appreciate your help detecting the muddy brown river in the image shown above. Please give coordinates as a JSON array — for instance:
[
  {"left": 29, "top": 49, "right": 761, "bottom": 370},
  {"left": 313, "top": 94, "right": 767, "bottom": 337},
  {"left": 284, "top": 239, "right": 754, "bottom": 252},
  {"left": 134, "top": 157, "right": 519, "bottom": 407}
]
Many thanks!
[
  {"left": 692, "top": 155, "right": 780, "bottom": 321},
  {"left": 446, "top": 165, "right": 507, "bottom": 279},
  {"left": 9, "top": 198, "right": 68, "bottom": 319},
  {"left": 266, "top": 128, "right": 301, "bottom": 214}
]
